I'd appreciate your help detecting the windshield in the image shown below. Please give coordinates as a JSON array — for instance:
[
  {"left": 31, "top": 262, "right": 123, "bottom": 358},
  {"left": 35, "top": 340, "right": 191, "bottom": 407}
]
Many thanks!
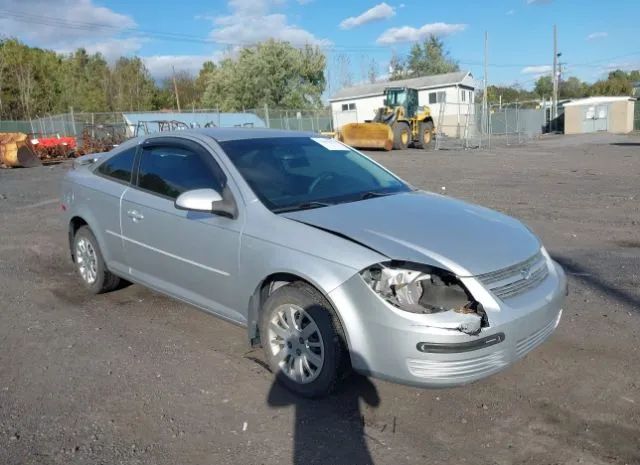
[
  {"left": 219, "top": 137, "right": 411, "bottom": 212},
  {"left": 385, "top": 90, "right": 406, "bottom": 107}
]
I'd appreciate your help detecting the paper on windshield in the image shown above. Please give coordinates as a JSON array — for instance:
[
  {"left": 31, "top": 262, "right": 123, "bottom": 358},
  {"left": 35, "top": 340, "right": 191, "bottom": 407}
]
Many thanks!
[{"left": 311, "top": 137, "right": 347, "bottom": 151}]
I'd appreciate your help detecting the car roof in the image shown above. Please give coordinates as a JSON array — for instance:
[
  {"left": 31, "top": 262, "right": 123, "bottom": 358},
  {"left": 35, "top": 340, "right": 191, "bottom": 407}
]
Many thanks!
[{"left": 144, "top": 127, "right": 319, "bottom": 142}]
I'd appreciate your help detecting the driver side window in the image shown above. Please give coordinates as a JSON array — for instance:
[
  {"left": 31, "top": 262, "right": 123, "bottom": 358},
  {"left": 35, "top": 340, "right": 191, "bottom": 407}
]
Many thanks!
[{"left": 137, "top": 144, "right": 226, "bottom": 200}]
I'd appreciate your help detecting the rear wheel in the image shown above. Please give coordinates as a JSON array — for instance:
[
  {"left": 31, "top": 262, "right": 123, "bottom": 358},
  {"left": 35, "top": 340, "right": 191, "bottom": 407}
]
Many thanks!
[
  {"left": 260, "top": 282, "right": 348, "bottom": 398},
  {"left": 392, "top": 122, "right": 410, "bottom": 150},
  {"left": 73, "top": 226, "right": 121, "bottom": 294},
  {"left": 415, "top": 121, "right": 435, "bottom": 150}
]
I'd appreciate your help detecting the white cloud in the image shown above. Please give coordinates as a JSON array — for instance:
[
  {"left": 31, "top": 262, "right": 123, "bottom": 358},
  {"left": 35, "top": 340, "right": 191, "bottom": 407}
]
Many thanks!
[
  {"left": 506, "top": 9, "right": 515, "bottom": 15},
  {"left": 376, "top": 22, "right": 467, "bottom": 45},
  {"left": 0, "top": 0, "right": 136, "bottom": 50},
  {"left": 339, "top": 3, "right": 396, "bottom": 30},
  {"left": 586, "top": 32, "right": 608, "bottom": 41},
  {"left": 526, "top": 0, "right": 552, "bottom": 4},
  {"left": 143, "top": 55, "right": 222, "bottom": 79},
  {"left": 521, "top": 65, "right": 552, "bottom": 74},
  {"left": 601, "top": 61, "right": 640, "bottom": 72},
  {"left": 209, "top": 0, "right": 330, "bottom": 46},
  {"left": 67, "top": 38, "right": 145, "bottom": 62}
]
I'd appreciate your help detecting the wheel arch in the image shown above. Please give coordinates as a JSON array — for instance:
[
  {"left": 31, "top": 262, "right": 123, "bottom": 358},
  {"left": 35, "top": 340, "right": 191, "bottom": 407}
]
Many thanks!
[
  {"left": 247, "top": 272, "right": 352, "bottom": 355},
  {"left": 68, "top": 216, "right": 89, "bottom": 260},
  {"left": 67, "top": 211, "right": 110, "bottom": 265},
  {"left": 421, "top": 115, "right": 435, "bottom": 127}
]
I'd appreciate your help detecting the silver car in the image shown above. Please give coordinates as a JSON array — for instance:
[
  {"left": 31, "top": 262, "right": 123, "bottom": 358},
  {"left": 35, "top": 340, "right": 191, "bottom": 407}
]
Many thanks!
[{"left": 62, "top": 128, "right": 567, "bottom": 397}]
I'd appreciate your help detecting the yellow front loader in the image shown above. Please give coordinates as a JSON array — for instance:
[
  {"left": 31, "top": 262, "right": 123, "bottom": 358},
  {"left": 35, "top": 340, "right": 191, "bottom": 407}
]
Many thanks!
[{"left": 338, "top": 87, "right": 436, "bottom": 151}]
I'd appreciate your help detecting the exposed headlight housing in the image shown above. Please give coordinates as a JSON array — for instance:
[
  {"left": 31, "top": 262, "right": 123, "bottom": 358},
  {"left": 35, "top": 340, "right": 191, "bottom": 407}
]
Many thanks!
[{"left": 361, "top": 262, "right": 486, "bottom": 329}]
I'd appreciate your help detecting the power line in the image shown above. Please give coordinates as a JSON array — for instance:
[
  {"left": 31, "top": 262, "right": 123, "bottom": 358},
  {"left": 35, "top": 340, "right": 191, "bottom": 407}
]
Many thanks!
[{"left": 1, "top": 8, "right": 639, "bottom": 70}]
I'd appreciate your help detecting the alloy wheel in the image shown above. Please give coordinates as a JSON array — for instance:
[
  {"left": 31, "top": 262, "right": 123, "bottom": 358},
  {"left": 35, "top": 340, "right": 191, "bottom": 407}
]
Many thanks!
[
  {"left": 76, "top": 237, "right": 98, "bottom": 284},
  {"left": 267, "top": 304, "right": 325, "bottom": 384}
]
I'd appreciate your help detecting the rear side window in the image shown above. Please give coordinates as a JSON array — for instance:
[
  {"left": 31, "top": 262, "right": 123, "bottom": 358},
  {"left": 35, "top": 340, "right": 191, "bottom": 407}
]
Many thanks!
[
  {"left": 137, "top": 145, "right": 225, "bottom": 199},
  {"left": 96, "top": 148, "right": 136, "bottom": 183}
]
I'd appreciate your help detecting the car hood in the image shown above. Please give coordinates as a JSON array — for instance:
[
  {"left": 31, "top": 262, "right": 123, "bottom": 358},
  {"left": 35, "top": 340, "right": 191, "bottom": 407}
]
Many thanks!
[{"left": 282, "top": 191, "right": 540, "bottom": 276}]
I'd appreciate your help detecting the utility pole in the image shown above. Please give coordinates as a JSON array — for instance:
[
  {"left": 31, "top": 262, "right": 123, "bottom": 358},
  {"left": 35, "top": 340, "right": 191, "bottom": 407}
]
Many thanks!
[
  {"left": 172, "top": 65, "right": 181, "bottom": 112},
  {"left": 482, "top": 31, "right": 488, "bottom": 134},
  {"left": 552, "top": 25, "right": 558, "bottom": 132},
  {"left": 558, "top": 60, "right": 565, "bottom": 92}
]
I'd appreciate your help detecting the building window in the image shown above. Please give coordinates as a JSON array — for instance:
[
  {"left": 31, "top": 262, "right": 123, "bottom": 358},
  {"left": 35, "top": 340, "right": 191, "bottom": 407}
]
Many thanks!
[
  {"left": 428, "top": 91, "right": 446, "bottom": 104},
  {"left": 461, "top": 90, "right": 466, "bottom": 102},
  {"left": 470, "top": 91, "right": 474, "bottom": 103},
  {"left": 341, "top": 103, "right": 356, "bottom": 111}
]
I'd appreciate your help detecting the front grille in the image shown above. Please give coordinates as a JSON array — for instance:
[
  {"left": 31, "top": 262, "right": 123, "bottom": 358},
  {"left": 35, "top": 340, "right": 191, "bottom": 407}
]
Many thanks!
[{"left": 477, "top": 250, "right": 549, "bottom": 300}]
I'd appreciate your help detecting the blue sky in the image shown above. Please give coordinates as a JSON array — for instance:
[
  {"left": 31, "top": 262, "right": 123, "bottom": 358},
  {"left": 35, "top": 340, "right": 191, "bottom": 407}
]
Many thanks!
[{"left": 1, "top": 0, "right": 638, "bottom": 93}]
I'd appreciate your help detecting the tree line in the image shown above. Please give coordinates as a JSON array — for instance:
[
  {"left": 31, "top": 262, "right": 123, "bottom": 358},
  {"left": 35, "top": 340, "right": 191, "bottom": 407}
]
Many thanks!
[
  {"left": 485, "top": 70, "right": 640, "bottom": 104},
  {"left": 0, "top": 39, "right": 326, "bottom": 120},
  {"left": 0, "top": 36, "right": 636, "bottom": 120}
]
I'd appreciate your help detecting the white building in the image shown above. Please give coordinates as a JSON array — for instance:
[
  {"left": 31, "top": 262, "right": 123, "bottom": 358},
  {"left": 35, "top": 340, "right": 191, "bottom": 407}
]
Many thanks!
[{"left": 329, "top": 71, "right": 477, "bottom": 137}]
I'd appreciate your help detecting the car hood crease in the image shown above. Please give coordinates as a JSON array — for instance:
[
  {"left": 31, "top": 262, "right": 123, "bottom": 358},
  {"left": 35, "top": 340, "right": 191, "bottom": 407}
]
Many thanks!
[{"left": 283, "top": 191, "right": 540, "bottom": 276}]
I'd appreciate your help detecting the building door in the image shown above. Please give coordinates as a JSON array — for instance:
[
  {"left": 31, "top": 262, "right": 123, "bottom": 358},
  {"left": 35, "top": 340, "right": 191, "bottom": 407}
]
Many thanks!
[
  {"left": 594, "top": 105, "right": 608, "bottom": 131},
  {"left": 582, "top": 105, "right": 609, "bottom": 132}
]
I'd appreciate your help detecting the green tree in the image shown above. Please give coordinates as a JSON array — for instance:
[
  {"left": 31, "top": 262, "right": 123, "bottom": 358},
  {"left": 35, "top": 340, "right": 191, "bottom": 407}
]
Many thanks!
[
  {"left": 590, "top": 69, "right": 634, "bottom": 96},
  {"left": 559, "top": 76, "right": 589, "bottom": 99},
  {"left": 533, "top": 75, "right": 553, "bottom": 98},
  {"left": 195, "top": 61, "right": 216, "bottom": 99},
  {"left": 202, "top": 40, "right": 326, "bottom": 110},
  {"left": 405, "top": 36, "right": 459, "bottom": 77},
  {"left": 61, "top": 49, "right": 110, "bottom": 112},
  {"left": 485, "top": 85, "right": 534, "bottom": 104},
  {"left": 109, "top": 57, "right": 156, "bottom": 111},
  {"left": 163, "top": 70, "right": 199, "bottom": 110},
  {"left": 388, "top": 51, "right": 406, "bottom": 81}
]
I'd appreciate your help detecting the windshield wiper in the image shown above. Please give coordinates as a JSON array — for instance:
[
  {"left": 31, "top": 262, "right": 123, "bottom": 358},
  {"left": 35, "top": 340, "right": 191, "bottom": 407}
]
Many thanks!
[
  {"left": 360, "top": 191, "right": 393, "bottom": 200},
  {"left": 273, "top": 201, "right": 332, "bottom": 213}
]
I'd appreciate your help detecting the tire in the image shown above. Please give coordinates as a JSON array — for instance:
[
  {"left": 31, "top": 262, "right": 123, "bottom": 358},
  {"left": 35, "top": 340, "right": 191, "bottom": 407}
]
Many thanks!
[
  {"left": 260, "top": 282, "right": 349, "bottom": 398},
  {"left": 392, "top": 122, "right": 410, "bottom": 150},
  {"left": 72, "top": 226, "right": 121, "bottom": 294},
  {"left": 415, "top": 121, "right": 435, "bottom": 150}
]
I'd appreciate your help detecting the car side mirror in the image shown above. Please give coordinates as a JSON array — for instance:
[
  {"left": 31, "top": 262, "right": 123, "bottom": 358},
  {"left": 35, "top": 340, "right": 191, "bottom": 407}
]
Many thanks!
[{"left": 175, "top": 188, "right": 236, "bottom": 218}]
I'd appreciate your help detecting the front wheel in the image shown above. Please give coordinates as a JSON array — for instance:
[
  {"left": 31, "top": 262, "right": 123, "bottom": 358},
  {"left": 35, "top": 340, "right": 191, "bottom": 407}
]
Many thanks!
[
  {"left": 260, "top": 282, "right": 348, "bottom": 398},
  {"left": 415, "top": 121, "right": 435, "bottom": 150},
  {"left": 392, "top": 122, "right": 410, "bottom": 150},
  {"left": 73, "top": 226, "right": 121, "bottom": 294}
]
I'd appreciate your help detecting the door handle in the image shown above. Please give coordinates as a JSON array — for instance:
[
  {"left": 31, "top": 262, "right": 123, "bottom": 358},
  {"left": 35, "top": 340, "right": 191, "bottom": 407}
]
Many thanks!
[{"left": 127, "top": 209, "right": 144, "bottom": 221}]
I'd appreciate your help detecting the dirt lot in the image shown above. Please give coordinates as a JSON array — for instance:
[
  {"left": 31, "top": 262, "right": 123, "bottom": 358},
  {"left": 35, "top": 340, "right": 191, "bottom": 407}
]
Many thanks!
[{"left": 0, "top": 133, "right": 639, "bottom": 465}]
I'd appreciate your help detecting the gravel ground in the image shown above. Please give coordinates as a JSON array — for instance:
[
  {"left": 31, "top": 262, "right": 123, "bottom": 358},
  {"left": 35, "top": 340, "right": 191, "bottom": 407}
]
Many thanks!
[{"left": 0, "top": 133, "right": 638, "bottom": 465}]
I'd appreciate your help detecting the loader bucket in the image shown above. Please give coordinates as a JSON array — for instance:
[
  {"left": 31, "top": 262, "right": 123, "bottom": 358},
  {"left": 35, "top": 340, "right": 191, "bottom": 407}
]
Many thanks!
[
  {"left": 338, "top": 123, "right": 394, "bottom": 151},
  {"left": 0, "top": 133, "right": 41, "bottom": 168}
]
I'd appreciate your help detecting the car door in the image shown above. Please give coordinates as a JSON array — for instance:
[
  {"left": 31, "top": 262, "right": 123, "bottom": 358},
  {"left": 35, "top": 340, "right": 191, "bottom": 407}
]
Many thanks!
[
  {"left": 120, "top": 137, "right": 244, "bottom": 324},
  {"left": 89, "top": 145, "right": 138, "bottom": 275}
]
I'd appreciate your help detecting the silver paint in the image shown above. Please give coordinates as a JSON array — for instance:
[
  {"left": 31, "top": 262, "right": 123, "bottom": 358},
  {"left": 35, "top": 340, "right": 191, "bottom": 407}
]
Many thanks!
[{"left": 61, "top": 128, "right": 566, "bottom": 388}]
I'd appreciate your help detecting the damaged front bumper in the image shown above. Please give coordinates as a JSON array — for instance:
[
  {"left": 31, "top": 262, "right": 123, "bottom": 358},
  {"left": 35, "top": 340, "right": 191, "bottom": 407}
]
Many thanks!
[{"left": 328, "top": 259, "right": 566, "bottom": 388}]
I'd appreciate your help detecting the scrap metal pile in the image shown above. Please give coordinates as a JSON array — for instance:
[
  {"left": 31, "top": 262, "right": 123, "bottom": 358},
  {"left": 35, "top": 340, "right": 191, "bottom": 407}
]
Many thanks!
[
  {"left": 0, "top": 133, "right": 78, "bottom": 168},
  {"left": 75, "top": 125, "right": 127, "bottom": 156},
  {"left": 0, "top": 124, "right": 126, "bottom": 168},
  {"left": 1, "top": 118, "right": 195, "bottom": 168}
]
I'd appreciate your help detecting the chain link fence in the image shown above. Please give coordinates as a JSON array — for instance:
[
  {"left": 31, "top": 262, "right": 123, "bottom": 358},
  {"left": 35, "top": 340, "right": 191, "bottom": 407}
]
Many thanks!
[
  {"left": 0, "top": 106, "right": 335, "bottom": 140},
  {"left": 0, "top": 102, "right": 552, "bottom": 150},
  {"left": 431, "top": 101, "right": 548, "bottom": 150}
]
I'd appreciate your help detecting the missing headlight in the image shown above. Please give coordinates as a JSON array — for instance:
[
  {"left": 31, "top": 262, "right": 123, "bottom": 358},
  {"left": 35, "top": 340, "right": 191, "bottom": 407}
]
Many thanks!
[
  {"left": 361, "top": 263, "right": 487, "bottom": 334},
  {"left": 361, "top": 263, "right": 481, "bottom": 316}
]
